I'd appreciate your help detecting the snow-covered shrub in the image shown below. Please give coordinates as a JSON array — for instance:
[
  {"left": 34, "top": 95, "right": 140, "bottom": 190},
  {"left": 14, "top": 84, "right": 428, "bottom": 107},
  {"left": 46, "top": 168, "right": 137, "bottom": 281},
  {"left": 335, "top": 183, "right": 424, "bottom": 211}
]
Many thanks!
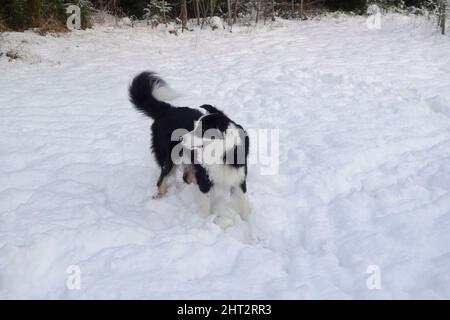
[
  {"left": 143, "top": 0, "right": 172, "bottom": 24},
  {"left": 118, "top": 16, "right": 133, "bottom": 27},
  {"left": 75, "top": 0, "right": 94, "bottom": 29},
  {"left": 208, "top": 16, "right": 224, "bottom": 30},
  {"left": 237, "top": 0, "right": 257, "bottom": 25}
]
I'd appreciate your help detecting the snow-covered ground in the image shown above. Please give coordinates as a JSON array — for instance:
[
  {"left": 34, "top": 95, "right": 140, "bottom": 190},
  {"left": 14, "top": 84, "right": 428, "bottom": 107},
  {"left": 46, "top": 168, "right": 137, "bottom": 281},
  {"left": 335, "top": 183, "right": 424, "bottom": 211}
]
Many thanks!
[{"left": 1, "top": 14, "right": 450, "bottom": 299}]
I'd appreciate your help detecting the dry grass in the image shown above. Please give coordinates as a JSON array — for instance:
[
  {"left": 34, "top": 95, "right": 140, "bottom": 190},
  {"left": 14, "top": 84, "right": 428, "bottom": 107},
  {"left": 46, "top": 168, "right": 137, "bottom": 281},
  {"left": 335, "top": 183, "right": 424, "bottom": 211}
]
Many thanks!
[
  {"left": 82, "top": 18, "right": 93, "bottom": 30},
  {"left": 36, "top": 18, "right": 68, "bottom": 36},
  {"left": 0, "top": 19, "right": 9, "bottom": 32}
]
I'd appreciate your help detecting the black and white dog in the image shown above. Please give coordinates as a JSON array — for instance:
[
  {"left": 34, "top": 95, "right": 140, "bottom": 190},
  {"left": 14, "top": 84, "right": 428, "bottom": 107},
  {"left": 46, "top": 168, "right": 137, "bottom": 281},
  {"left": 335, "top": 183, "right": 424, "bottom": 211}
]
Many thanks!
[{"left": 129, "top": 71, "right": 251, "bottom": 221}]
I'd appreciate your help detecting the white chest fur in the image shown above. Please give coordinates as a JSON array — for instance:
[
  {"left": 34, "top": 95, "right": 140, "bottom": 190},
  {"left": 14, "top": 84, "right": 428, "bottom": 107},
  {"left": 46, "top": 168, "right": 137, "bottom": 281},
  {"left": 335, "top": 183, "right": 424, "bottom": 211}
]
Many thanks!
[{"left": 205, "top": 164, "right": 245, "bottom": 187}]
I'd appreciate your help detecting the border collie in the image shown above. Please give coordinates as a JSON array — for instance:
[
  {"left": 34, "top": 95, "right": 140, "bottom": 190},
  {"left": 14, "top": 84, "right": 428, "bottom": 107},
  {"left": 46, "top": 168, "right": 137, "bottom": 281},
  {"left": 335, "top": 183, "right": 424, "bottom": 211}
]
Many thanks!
[{"left": 129, "top": 71, "right": 251, "bottom": 221}]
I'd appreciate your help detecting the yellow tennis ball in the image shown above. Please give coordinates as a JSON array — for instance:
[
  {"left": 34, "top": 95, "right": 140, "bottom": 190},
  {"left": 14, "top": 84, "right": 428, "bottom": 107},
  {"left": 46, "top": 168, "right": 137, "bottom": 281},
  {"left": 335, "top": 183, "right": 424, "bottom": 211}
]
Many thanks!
[{"left": 215, "top": 216, "right": 234, "bottom": 230}]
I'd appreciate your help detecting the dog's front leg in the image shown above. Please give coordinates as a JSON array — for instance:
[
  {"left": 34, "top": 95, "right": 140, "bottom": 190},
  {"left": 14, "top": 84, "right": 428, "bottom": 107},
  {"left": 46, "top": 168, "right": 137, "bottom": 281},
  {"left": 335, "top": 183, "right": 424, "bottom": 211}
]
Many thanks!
[
  {"left": 231, "top": 181, "right": 251, "bottom": 221},
  {"left": 194, "top": 165, "right": 213, "bottom": 216},
  {"left": 198, "top": 189, "right": 212, "bottom": 216},
  {"left": 153, "top": 157, "right": 174, "bottom": 199}
]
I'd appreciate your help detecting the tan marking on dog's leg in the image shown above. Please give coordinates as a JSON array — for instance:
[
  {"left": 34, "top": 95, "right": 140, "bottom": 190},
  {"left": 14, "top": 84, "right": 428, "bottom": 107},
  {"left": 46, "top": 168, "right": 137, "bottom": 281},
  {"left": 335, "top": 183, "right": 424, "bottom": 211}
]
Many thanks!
[
  {"left": 157, "top": 176, "right": 168, "bottom": 194},
  {"left": 153, "top": 166, "right": 176, "bottom": 199},
  {"left": 186, "top": 171, "right": 196, "bottom": 184},
  {"left": 183, "top": 166, "right": 197, "bottom": 184}
]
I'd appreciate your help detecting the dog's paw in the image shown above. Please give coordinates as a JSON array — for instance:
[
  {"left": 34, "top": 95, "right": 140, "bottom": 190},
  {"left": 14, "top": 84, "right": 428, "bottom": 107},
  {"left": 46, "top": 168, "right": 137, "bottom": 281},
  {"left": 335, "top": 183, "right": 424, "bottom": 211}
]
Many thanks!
[
  {"left": 238, "top": 204, "right": 251, "bottom": 222},
  {"left": 239, "top": 209, "right": 251, "bottom": 222},
  {"left": 152, "top": 192, "right": 165, "bottom": 199}
]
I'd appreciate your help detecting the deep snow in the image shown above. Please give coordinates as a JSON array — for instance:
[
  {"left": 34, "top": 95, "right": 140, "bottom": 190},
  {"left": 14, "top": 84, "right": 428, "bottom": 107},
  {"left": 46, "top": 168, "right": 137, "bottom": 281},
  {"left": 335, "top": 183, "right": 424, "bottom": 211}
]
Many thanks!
[{"left": 1, "top": 14, "right": 450, "bottom": 299}]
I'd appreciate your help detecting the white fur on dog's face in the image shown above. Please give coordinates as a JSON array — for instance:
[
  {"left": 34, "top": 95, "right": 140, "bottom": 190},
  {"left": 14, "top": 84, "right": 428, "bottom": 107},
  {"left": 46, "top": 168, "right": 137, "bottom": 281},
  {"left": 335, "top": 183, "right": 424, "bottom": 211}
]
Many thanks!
[{"left": 181, "top": 114, "right": 243, "bottom": 165}]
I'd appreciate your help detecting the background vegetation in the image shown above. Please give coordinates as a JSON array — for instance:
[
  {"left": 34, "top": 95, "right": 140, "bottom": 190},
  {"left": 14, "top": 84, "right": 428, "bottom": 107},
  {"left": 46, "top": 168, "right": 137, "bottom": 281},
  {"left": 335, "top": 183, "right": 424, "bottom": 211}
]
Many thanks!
[{"left": 0, "top": 0, "right": 443, "bottom": 33}]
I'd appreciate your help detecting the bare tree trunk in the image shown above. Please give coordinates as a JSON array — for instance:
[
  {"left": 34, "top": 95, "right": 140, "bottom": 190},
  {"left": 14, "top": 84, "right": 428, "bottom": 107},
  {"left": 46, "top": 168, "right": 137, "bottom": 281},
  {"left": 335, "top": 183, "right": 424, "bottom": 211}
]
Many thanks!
[
  {"left": 198, "top": 0, "right": 210, "bottom": 29},
  {"left": 263, "top": 0, "right": 268, "bottom": 24},
  {"left": 201, "top": 0, "right": 208, "bottom": 28},
  {"left": 228, "top": 0, "right": 232, "bottom": 27},
  {"left": 272, "top": 0, "right": 275, "bottom": 19},
  {"left": 162, "top": 1, "right": 166, "bottom": 25},
  {"left": 300, "top": 0, "right": 304, "bottom": 18},
  {"left": 181, "top": 0, "right": 188, "bottom": 32},
  {"left": 211, "top": 0, "right": 215, "bottom": 18},
  {"left": 232, "top": 0, "right": 240, "bottom": 26},
  {"left": 194, "top": 0, "right": 200, "bottom": 25},
  {"left": 113, "top": 0, "right": 118, "bottom": 26},
  {"left": 256, "top": 0, "right": 260, "bottom": 24},
  {"left": 441, "top": 0, "right": 446, "bottom": 35}
]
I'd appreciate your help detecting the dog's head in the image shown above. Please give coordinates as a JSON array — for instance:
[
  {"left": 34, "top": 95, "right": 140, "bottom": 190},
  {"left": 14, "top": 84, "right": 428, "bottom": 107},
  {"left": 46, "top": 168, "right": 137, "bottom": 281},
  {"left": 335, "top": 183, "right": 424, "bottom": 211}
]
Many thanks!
[{"left": 180, "top": 105, "right": 245, "bottom": 165}]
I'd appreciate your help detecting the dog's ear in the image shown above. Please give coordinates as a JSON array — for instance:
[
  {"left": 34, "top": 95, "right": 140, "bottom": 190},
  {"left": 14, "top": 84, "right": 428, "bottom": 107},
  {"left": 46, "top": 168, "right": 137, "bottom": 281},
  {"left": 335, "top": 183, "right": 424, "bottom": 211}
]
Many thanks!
[{"left": 200, "top": 104, "right": 223, "bottom": 114}]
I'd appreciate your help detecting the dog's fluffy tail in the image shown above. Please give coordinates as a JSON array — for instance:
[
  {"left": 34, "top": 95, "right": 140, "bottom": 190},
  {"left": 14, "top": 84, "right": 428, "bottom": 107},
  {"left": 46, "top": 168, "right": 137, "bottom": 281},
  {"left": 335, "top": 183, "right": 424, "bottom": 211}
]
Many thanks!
[{"left": 129, "top": 71, "right": 175, "bottom": 120}]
